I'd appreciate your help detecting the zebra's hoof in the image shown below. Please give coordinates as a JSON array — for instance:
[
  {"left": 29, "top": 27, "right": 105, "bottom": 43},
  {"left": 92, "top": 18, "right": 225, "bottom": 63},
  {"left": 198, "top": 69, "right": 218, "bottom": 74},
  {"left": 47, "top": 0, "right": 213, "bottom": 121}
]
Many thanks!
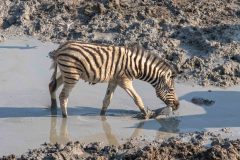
[
  {"left": 51, "top": 98, "right": 57, "bottom": 108},
  {"left": 146, "top": 109, "right": 155, "bottom": 119},
  {"left": 51, "top": 108, "right": 57, "bottom": 116},
  {"left": 133, "top": 108, "right": 155, "bottom": 119},
  {"left": 100, "top": 110, "right": 106, "bottom": 116},
  {"left": 133, "top": 112, "right": 150, "bottom": 120},
  {"left": 62, "top": 113, "right": 68, "bottom": 118}
]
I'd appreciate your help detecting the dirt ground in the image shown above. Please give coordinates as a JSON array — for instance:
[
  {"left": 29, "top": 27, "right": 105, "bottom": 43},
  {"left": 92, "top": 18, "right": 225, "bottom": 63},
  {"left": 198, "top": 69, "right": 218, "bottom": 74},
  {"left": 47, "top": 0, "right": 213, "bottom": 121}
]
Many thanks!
[
  {"left": 0, "top": 0, "right": 240, "bottom": 159},
  {"left": 1, "top": 131, "right": 240, "bottom": 160}
]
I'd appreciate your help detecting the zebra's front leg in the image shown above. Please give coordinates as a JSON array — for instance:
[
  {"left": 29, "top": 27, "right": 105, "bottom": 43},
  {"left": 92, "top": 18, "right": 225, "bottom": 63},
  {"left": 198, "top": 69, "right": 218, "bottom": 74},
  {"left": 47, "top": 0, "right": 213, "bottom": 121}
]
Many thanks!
[
  {"left": 59, "top": 83, "right": 76, "bottom": 118},
  {"left": 118, "top": 78, "right": 153, "bottom": 119},
  {"left": 49, "top": 75, "right": 63, "bottom": 108},
  {"left": 100, "top": 81, "right": 117, "bottom": 115}
]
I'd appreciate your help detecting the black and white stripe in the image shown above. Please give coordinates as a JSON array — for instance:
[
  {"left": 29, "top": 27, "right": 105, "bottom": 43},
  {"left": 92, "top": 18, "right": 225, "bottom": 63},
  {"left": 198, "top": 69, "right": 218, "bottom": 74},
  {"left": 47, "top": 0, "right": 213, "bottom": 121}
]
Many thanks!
[{"left": 49, "top": 41, "right": 179, "bottom": 118}]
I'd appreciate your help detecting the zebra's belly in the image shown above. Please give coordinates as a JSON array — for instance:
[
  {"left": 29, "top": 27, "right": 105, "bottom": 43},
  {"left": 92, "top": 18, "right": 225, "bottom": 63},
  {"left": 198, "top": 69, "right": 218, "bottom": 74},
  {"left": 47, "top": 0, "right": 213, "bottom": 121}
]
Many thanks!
[{"left": 80, "top": 71, "right": 112, "bottom": 84}]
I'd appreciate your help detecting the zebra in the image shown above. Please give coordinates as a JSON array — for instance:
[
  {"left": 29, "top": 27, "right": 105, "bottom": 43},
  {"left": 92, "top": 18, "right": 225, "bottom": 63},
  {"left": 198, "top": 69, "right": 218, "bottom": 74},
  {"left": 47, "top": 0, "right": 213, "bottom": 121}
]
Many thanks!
[{"left": 49, "top": 41, "right": 179, "bottom": 119}]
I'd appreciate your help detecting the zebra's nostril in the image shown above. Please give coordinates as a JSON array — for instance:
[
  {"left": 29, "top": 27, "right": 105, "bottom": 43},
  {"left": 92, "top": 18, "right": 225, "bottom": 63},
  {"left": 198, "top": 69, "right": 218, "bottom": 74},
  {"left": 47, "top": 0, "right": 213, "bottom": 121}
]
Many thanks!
[
  {"left": 169, "top": 88, "right": 174, "bottom": 92},
  {"left": 175, "top": 100, "right": 179, "bottom": 107}
]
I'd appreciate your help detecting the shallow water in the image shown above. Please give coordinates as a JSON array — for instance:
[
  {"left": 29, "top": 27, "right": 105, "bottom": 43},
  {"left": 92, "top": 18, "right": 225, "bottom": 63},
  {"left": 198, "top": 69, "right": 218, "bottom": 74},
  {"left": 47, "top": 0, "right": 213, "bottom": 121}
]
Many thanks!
[{"left": 0, "top": 36, "right": 240, "bottom": 156}]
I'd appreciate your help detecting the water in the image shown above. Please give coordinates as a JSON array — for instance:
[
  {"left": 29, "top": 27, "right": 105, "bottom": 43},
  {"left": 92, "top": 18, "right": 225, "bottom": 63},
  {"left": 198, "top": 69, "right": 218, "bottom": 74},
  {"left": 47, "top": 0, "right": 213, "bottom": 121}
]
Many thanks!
[{"left": 0, "top": 36, "right": 240, "bottom": 156}]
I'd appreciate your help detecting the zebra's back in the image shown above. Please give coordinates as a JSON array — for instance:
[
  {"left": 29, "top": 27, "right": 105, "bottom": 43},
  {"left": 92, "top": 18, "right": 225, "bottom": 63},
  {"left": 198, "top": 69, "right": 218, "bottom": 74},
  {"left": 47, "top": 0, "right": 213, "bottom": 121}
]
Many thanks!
[{"left": 53, "top": 41, "right": 127, "bottom": 84}]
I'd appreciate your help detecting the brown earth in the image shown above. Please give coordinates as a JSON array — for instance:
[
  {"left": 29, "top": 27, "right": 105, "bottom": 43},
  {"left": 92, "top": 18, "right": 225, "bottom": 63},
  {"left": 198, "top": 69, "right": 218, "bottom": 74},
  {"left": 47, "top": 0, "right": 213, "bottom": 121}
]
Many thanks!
[{"left": 0, "top": 0, "right": 240, "bottom": 87}]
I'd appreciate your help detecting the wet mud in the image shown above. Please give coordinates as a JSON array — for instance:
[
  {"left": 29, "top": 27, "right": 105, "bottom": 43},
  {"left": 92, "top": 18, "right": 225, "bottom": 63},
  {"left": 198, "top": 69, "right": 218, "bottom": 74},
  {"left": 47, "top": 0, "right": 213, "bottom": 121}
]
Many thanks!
[
  {"left": 1, "top": 131, "right": 240, "bottom": 160},
  {"left": 191, "top": 97, "right": 215, "bottom": 106}
]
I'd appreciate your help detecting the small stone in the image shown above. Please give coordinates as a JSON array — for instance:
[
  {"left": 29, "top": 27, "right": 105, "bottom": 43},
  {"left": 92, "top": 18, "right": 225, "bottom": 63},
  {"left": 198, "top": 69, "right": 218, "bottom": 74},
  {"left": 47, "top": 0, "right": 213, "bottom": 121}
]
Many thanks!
[
  {"left": 98, "top": 3, "right": 106, "bottom": 14},
  {"left": 191, "top": 97, "right": 215, "bottom": 106},
  {"left": 221, "top": 128, "right": 231, "bottom": 133},
  {"left": 0, "top": 35, "right": 5, "bottom": 42},
  {"left": 231, "top": 55, "right": 240, "bottom": 63}
]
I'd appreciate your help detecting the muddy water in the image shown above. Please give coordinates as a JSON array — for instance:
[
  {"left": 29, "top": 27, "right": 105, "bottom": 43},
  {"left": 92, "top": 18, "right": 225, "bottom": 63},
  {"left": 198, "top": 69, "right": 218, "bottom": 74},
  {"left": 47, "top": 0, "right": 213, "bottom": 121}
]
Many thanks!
[{"left": 0, "top": 36, "right": 240, "bottom": 156}]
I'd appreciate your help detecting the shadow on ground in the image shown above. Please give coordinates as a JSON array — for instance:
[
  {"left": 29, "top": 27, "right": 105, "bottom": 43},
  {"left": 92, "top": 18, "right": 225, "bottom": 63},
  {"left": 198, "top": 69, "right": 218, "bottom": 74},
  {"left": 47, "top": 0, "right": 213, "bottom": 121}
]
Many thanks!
[
  {"left": 0, "top": 106, "right": 138, "bottom": 118},
  {"left": 0, "top": 45, "right": 37, "bottom": 49}
]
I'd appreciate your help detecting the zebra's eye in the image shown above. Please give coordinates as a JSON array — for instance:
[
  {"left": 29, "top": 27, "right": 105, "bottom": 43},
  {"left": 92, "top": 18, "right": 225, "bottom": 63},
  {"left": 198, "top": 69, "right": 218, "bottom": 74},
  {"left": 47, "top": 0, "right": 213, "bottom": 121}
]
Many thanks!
[
  {"left": 170, "top": 74, "right": 176, "bottom": 79},
  {"left": 169, "top": 88, "right": 174, "bottom": 92}
]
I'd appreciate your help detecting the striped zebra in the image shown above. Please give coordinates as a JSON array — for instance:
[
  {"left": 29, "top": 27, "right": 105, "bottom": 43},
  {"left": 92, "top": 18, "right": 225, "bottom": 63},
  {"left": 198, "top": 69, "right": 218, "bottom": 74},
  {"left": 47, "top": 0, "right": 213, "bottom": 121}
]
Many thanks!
[{"left": 49, "top": 41, "right": 179, "bottom": 118}]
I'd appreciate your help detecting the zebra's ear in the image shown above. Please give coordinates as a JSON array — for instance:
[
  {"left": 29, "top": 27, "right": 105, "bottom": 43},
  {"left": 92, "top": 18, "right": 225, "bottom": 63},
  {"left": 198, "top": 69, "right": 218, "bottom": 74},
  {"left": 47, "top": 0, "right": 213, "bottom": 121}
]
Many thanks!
[
  {"left": 170, "top": 64, "right": 178, "bottom": 77},
  {"left": 165, "top": 60, "right": 180, "bottom": 75}
]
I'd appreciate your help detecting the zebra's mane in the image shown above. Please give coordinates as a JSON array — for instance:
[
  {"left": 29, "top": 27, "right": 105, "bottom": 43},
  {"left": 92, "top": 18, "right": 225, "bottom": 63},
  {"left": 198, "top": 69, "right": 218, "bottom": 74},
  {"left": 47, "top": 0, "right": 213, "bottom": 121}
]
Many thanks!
[{"left": 126, "top": 45, "right": 178, "bottom": 76}]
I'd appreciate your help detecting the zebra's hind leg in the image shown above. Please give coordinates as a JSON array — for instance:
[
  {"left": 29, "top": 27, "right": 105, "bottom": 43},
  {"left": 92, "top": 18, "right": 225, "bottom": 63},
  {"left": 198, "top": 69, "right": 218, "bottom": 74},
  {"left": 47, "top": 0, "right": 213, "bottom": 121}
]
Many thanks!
[
  {"left": 49, "top": 75, "right": 63, "bottom": 108},
  {"left": 59, "top": 82, "right": 77, "bottom": 118},
  {"left": 100, "top": 81, "right": 117, "bottom": 116}
]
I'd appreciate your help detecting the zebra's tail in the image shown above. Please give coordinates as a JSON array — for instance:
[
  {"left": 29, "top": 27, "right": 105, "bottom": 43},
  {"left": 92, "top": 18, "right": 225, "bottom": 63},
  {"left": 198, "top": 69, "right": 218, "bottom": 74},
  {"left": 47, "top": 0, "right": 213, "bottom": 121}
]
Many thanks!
[
  {"left": 49, "top": 49, "right": 58, "bottom": 72},
  {"left": 49, "top": 60, "right": 57, "bottom": 93},
  {"left": 49, "top": 49, "right": 56, "bottom": 60},
  {"left": 49, "top": 49, "right": 58, "bottom": 78},
  {"left": 49, "top": 50, "right": 58, "bottom": 92},
  {"left": 50, "top": 61, "right": 57, "bottom": 80}
]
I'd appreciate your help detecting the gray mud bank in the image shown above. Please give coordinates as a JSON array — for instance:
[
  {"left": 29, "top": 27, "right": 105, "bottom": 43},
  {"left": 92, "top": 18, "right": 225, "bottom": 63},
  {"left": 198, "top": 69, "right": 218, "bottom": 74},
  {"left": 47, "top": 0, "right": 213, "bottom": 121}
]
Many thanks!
[
  {"left": 2, "top": 131, "right": 240, "bottom": 160},
  {"left": 1, "top": 0, "right": 240, "bottom": 87}
]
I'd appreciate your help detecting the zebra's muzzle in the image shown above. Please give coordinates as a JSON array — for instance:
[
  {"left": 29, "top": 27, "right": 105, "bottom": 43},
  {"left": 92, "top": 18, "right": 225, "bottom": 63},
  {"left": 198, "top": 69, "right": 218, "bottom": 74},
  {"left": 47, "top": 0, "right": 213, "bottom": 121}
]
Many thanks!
[
  {"left": 165, "top": 100, "right": 179, "bottom": 110},
  {"left": 172, "top": 100, "right": 180, "bottom": 110}
]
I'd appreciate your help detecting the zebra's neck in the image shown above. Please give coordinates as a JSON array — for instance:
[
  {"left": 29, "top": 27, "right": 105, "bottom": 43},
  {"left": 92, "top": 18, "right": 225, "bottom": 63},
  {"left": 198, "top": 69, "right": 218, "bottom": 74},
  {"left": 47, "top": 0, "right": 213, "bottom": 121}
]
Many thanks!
[
  {"left": 125, "top": 47, "right": 170, "bottom": 87},
  {"left": 137, "top": 53, "right": 161, "bottom": 86}
]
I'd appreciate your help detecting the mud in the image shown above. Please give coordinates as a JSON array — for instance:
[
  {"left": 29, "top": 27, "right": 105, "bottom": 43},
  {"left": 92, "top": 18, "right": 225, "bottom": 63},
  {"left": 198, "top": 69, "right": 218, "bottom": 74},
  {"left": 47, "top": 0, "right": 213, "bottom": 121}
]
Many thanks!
[
  {"left": 1, "top": 131, "right": 240, "bottom": 160},
  {"left": 1, "top": 0, "right": 240, "bottom": 87},
  {"left": 191, "top": 97, "right": 215, "bottom": 106}
]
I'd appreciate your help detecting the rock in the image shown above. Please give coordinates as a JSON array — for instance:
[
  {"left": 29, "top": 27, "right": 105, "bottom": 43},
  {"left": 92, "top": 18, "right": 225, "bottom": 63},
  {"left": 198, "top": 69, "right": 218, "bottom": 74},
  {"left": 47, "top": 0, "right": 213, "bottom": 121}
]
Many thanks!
[
  {"left": 191, "top": 97, "right": 215, "bottom": 106},
  {"left": 123, "top": 141, "right": 134, "bottom": 149},
  {"left": 0, "top": 35, "right": 5, "bottom": 42},
  {"left": 221, "top": 128, "right": 231, "bottom": 133},
  {"left": 84, "top": 142, "right": 101, "bottom": 154},
  {"left": 98, "top": 3, "right": 106, "bottom": 14},
  {"left": 231, "top": 55, "right": 240, "bottom": 63}
]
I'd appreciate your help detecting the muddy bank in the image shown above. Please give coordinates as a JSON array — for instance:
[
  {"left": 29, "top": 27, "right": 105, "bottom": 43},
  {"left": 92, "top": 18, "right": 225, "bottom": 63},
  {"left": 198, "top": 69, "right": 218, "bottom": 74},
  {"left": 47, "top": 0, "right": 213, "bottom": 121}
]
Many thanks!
[
  {"left": 1, "top": 131, "right": 240, "bottom": 160},
  {"left": 0, "top": 0, "right": 240, "bottom": 87}
]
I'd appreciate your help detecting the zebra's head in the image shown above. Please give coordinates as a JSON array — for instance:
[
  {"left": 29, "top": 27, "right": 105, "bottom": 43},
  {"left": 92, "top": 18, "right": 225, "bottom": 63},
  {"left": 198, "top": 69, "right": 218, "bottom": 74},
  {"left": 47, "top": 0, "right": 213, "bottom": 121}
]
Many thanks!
[{"left": 155, "top": 70, "right": 179, "bottom": 110}]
